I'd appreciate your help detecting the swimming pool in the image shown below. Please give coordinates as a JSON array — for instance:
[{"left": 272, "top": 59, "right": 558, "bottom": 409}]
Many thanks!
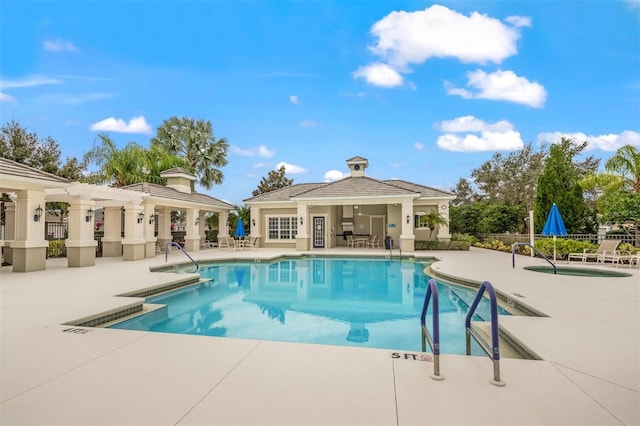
[{"left": 111, "top": 257, "right": 510, "bottom": 355}]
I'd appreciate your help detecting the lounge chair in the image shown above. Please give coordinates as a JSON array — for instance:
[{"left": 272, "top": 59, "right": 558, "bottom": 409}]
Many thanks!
[
  {"left": 602, "top": 250, "right": 640, "bottom": 268},
  {"left": 567, "top": 240, "right": 621, "bottom": 263}
]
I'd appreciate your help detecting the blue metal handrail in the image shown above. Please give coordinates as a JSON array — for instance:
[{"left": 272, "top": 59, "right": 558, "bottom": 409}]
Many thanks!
[
  {"left": 465, "top": 281, "right": 504, "bottom": 386},
  {"left": 511, "top": 242, "right": 557, "bottom": 274},
  {"left": 165, "top": 242, "right": 199, "bottom": 273},
  {"left": 420, "top": 278, "right": 443, "bottom": 380}
]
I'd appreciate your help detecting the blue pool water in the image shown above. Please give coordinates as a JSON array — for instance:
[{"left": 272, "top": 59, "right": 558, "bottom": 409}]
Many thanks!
[{"left": 111, "top": 257, "right": 510, "bottom": 354}]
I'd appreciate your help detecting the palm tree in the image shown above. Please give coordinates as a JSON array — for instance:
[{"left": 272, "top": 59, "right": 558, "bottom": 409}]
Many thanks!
[
  {"left": 421, "top": 211, "right": 448, "bottom": 240},
  {"left": 83, "top": 133, "right": 189, "bottom": 187},
  {"left": 151, "top": 116, "right": 229, "bottom": 189},
  {"left": 228, "top": 205, "right": 251, "bottom": 234},
  {"left": 581, "top": 144, "right": 640, "bottom": 194}
]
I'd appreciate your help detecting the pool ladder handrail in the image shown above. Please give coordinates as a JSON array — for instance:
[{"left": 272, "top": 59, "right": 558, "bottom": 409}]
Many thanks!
[
  {"left": 165, "top": 242, "right": 199, "bottom": 273},
  {"left": 511, "top": 242, "right": 557, "bottom": 274},
  {"left": 465, "top": 280, "right": 505, "bottom": 386},
  {"left": 420, "top": 278, "right": 443, "bottom": 380}
]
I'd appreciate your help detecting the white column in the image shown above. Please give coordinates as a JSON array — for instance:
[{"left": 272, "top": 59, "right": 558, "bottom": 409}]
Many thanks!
[
  {"left": 296, "top": 204, "right": 309, "bottom": 251},
  {"left": 2, "top": 200, "right": 16, "bottom": 264},
  {"left": 66, "top": 198, "right": 97, "bottom": 267},
  {"left": 436, "top": 203, "right": 451, "bottom": 242},
  {"left": 10, "top": 190, "right": 48, "bottom": 272},
  {"left": 122, "top": 204, "right": 146, "bottom": 260},
  {"left": 184, "top": 208, "right": 200, "bottom": 251},
  {"left": 399, "top": 201, "right": 415, "bottom": 253},
  {"left": 157, "top": 207, "right": 172, "bottom": 251},
  {"left": 144, "top": 203, "right": 157, "bottom": 258},
  {"left": 102, "top": 206, "right": 122, "bottom": 257},
  {"left": 219, "top": 211, "right": 230, "bottom": 238}
]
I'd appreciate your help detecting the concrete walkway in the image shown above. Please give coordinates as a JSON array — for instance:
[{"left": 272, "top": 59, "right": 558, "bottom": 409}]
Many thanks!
[{"left": 1, "top": 247, "right": 638, "bottom": 425}]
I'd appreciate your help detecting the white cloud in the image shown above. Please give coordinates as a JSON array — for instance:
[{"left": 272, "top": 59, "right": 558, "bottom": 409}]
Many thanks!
[
  {"left": 537, "top": 130, "right": 640, "bottom": 151},
  {"left": 437, "top": 115, "right": 514, "bottom": 133},
  {"left": 0, "top": 75, "right": 62, "bottom": 89},
  {"left": 368, "top": 5, "right": 526, "bottom": 68},
  {"left": 353, "top": 63, "right": 403, "bottom": 88},
  {"left": 626, "top": 0, "right": 640, "bottom": 7},
  {"left": 299, "top": 119, "right": 318, "bottom": 128},
  {"left": 414, "top": 142, "right": 425, "bottom": 151},
  {"left": 89, "top": 116, "right": 152, "bottom": 134},
  {"left": 324, "top": 170, "right": 348, "bottom": 182},
  {"left": 275, "top": 162, "right": 307, "bottom": 174},
  {"left": 231, "top": 145, "right": 276, "bottom": 158},
  {"left": 447, "top": 69, "right": 546, "bottom": 108},
  {"left": 435, "top": 115, "right": 522, "bottom": 152},
  {"left": 437, "top": 131, "right": 524, "bottom": 152},
  {"left": 289, "top": 95, "right": 299, "bottom": 104},
  {"left": 0, "top": 92, "right": 15, "bottom": 102},
  {"left": 43, "top": 39, "right": 77, "bottom": 52},
  {"left": 505, "top": 16, "right": 532, "bottom": 28},
  {"left": 252, "top": 162, "right": 269, "bottom": 169}
]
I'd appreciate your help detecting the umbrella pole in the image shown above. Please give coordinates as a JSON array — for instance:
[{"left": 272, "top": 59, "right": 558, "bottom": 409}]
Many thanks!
[{"left": 553, "top": 235, "right": 557, "bottom": 262}]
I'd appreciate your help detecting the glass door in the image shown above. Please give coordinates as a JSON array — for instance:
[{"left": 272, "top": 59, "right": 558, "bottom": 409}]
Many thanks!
[{"left": 313, "top": 216, "right": 325, "bottom": 248}]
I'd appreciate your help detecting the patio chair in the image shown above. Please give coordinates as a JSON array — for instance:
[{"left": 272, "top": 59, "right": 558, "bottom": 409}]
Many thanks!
[
  {"left": 367, "top": 235, "right": 380, "bottom": 248},
  {"left": 244, "top": 236, "right": 258, "bottom": 250},
  {"left": 346, "top": 235, "right": 355, "bottom": 248},
  {"left": 567, "top": 240, "right": 621, "bottom": 264},
  {"left": 218, "top": 236, "right": 232, "bottom": 249}
]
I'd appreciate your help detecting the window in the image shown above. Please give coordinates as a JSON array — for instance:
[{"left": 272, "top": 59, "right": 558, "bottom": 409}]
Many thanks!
[
  {"left": 414, "top": 213, "right": 430, "bottom": 229},
  {"left": 266, "top": 216, "right": 298, "bottom": 241}
]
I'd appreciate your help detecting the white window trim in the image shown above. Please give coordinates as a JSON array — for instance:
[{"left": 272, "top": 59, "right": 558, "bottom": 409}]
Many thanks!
[{"left": 265, "top": 214, "right": 299, "bottom": 243}]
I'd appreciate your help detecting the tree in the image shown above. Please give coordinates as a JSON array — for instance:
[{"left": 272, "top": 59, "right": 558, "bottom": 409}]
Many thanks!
[
  {"left": 84, "top": 133, "right": 189, "bottom": 187},
  {"left": 534, "top": 138, "right": 597, "bottom": 233},
  {"left": 252, "top": 165, "right": 293, "bottom": 196},
  {"left": 229, "top": 205, "right": 251, "bottom": 234},
  {"left": 470, "top": 143, "right": 546, "bottom": 212},
  {"left": 450, "top": 178, "right": 477, "bottom": 206},
  {"left": 0, "top": 120, "right": 87, "bottom": 178},
  {"left": 151, "top": 116, "right": 229, "bottom": 189}
]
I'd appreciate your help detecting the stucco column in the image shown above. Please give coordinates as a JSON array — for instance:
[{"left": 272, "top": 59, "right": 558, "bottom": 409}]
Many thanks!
[
  {"left": 198, "top": 211, "right": 207, "bottom": 242},
  {"left": 66, "top": 199, "right": 98, "bottom": 267},
  {"left": 102, "top": 206, "right": 122, "bottom": 257},
  {"left": 250, "top": 207, "right": 261, "bottom": 247},
  {"left": 184, "top": 208, "right": 200, "bottom": 251},
  {"left": 436, "top": 203, "right": 451, "bottom": 242},
  {"left": 3, "top": 200, "right": 16, "bottom": 265},
  {"left": 296, "top": 204, "right": 309, "bottom": 251},
  {"left": 219, "top": 211, "right": 229, "bottom": 238},
  {"left": 121, "top": 204, "right": 146, "bottom": 261},
  {"left": 10, "top": 189, "right": 47, "bottom": 272},
  {"left": 156, "top": 207, "right": 172, "bottom": 251},
  {"left": 143, "top": 203, "right": 157, "bottom": 258},
  {"left": 399, "top": 201, "right": 415, "bottom": 253}
]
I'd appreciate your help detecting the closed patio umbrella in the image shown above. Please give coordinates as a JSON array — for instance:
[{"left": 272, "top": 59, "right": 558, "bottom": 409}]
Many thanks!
[
  {"left": 234, "top": 218, "right": 246, "bottom": 239},
  {"left": 542, "top": 203, "right": 567, "bottom": 261}
]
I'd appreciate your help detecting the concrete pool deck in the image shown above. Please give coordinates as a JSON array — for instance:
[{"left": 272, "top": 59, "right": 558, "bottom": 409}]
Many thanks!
[{"left": 1, "top": 247, "right": 638, "bottom": 425}]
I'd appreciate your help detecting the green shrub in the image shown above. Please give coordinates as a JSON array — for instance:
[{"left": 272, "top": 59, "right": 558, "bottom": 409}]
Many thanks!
[
  {"left": 451, "top": 233, "right": 478, "bottom": 245},
  {"left": 415, "top": 240, "right": 470, "bottom": 251},
  {"left": 534, "top": 238, "right": 595, "bottom": 259}
]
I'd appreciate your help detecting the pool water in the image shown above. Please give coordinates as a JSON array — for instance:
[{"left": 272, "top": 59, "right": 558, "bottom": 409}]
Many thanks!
[{"left": 111, "top": 257, "right": 509, "bottom": 355}]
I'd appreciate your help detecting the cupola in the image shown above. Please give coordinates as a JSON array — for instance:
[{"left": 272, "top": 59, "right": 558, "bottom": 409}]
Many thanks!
[{"left": 346, "top": 156, "right": 368, "bottom": 177}]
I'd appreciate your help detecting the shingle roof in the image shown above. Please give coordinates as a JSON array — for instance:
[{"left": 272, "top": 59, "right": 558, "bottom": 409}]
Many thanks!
[
  {"left": 0, "top": 157, "right": 70, "bottom": 184},
  {"left": 243, "top": 183, "right": 325, "bottom": 203},
  {"left": 245, "top": 175, "right": 455, "bottom": 203},
  {"left": 122, "top": 182, "right": 234, "bottom": 208},
  {"left": 292, "top": 176, "right": 417, "bottom": 199},
  {"left": 382, "top": 179, "right": 455, "bottom": 198}
]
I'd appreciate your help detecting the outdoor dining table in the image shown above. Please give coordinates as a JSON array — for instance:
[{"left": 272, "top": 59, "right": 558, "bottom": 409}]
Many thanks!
[{"left": 354, "top": 236, "right": 370, "bottom": 247}]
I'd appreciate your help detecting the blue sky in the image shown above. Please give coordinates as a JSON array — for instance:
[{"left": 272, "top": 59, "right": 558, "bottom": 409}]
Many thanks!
[{"left": 1, "top": 0, "right": 639, "bottom": 206}]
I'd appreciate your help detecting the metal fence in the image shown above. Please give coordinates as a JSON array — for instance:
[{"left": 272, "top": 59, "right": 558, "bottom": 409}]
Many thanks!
[
  {"left": 476, "top": 233, "right": 637, "bottom": 246},
  {"left": 45, "top": 221, "right": 67, "bottom": 258}
]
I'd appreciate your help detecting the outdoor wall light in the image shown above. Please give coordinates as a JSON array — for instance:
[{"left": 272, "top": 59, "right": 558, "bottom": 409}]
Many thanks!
[
  {"left": 85, "top": 207, "right": 94, "bottom": 223},
  {"left": 406, "top": 215, "right": 410, "bottom": 224},
  {"left": 299, "top": 216, "right": 303, "bottom": 226},
  {"left": 149, "top": 215, "right": 155, "bottom": 225},
  {"left": 195, "top": 217, "right": 200, "bottom": 226},
  {"left": 137, "top": 212, "right": 144, "bottom": 224},
  {"left": 34, "top": 205, "right": 43, "bottom": 222},
  {"left": 252, "top": 219, "right": 256, "bottom": 227}
]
